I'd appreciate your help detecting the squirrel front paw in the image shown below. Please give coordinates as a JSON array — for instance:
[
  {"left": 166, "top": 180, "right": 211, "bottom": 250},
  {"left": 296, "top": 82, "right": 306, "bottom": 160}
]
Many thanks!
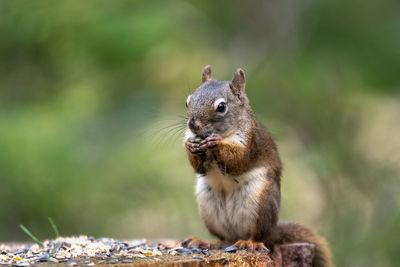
[
  {"left": 185, "top": 134, "right": 221, "bottom": 154},
  {"left": 198, "top": 133, "right": 222, "bottom": 149},
  {"left": 185, "top": 137, "right": 207, "bottom": 154}
]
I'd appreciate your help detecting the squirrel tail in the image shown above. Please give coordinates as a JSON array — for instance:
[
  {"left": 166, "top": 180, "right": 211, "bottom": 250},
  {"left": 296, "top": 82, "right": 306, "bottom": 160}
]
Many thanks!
[{"left": 273, "top": 221, "right": 334, "bottom": 267}]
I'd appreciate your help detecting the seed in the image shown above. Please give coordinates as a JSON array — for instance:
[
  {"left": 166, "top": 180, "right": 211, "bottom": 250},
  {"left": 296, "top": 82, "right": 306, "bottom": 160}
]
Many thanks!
[
  {"left": 109, "top": 258, "right": 118, "bottom": 264},
  {"left": 175, "top": 248, "right": 193, "bottom": 255},
  {"left": 13, "top": 255, "right": 23, "bottom": 261},
  {"left": 224, "top": 245, "right": 238, "bottom": 253}
]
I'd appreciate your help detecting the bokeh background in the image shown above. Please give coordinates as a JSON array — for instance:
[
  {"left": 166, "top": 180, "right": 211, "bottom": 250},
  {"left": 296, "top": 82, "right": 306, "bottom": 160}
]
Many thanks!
[{"left": 1, "top": 1, "right": 399, "bottom": 266}]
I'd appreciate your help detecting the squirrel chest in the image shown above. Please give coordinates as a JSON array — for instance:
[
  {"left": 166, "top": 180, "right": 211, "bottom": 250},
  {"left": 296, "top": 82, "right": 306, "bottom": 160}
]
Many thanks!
[{"left": 195, "top": 162, "right": 270, "bottom": 243}]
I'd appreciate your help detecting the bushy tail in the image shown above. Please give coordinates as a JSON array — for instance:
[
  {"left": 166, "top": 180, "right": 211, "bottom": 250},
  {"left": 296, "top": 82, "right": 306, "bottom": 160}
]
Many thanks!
[{"left": 273, "top": 221, "right": 334, "bottom": 267}]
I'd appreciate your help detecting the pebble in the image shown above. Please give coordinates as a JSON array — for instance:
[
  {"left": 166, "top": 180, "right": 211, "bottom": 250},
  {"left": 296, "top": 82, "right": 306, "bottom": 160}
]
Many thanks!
[
  {"left": 192, "top": 256, "right": 203, "bottom": 260},
  {"left": 224, "top": 245, "right": 238, "bottom": 253},
  {"left": 122, "top": 259, "right": 133, "bottom": 263}
]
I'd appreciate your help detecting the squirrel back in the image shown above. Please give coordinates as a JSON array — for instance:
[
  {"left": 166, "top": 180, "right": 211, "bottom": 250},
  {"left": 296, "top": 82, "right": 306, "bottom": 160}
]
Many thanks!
[{"left": 183, "top": 65, "right": 334, "bottom": 267}]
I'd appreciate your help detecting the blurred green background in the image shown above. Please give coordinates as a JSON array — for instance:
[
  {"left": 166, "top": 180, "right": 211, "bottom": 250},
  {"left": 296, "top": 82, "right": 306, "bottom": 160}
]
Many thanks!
[{"left": 0, "top": 0, "right": 399, "bottom": 266}]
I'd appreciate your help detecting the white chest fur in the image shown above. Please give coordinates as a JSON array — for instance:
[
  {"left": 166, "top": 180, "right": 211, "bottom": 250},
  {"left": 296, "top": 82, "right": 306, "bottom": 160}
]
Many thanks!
[{"left": 195, "top": 165, "right": 269, "bottom": 242}]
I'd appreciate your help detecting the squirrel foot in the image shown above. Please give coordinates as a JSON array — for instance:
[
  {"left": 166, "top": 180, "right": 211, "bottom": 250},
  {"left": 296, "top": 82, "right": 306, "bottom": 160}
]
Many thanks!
[
  {"left": 234, "top": 240, "right": 269, "bottom": 253},
  {"left": 181, "top": 236, "right": 222, "bottom": 250}
]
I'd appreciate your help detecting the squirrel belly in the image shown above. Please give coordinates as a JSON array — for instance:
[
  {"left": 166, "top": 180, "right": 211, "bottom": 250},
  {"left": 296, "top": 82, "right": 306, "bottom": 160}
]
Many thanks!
[{"left": 195, "top": 164, "right": 273, "bottom": 243}]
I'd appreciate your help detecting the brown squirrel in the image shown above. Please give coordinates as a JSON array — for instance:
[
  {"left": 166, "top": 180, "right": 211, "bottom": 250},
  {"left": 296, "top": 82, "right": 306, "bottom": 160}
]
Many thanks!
[{"left": 182, "top": 65, "right": 333, "bottom": 267}]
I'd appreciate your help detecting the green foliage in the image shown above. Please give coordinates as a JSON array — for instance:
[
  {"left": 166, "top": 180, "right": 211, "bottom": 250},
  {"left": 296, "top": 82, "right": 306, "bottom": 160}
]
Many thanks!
[
  {"left": 0, "top": 1, "right": 399, "bottom": 266},
  {"left": 48, "top": 217, "right": 60, "bottom": 238},
  {"left": 19, "top": 225, "right": 44, "bottom": 248}
]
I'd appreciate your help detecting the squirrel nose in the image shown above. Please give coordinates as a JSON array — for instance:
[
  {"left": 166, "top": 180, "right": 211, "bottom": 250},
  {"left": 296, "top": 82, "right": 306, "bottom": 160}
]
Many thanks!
[{"left": 188, "top": 118, "right": 201, "bottom": 133}]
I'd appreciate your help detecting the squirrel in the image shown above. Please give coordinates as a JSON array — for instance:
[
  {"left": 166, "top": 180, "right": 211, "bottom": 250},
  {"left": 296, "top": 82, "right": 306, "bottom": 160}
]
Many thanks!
[{"left": 182, "top": 65, "right": 333, "bottom": 267}]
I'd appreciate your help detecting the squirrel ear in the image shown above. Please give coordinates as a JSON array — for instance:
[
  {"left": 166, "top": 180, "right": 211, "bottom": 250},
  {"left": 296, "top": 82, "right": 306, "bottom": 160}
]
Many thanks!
[
  {"left": 230, "top": 68, "right": 246, "bottom": 97},
  {"left": 201, "top": 65, "right": 212, "bottom": 83}
]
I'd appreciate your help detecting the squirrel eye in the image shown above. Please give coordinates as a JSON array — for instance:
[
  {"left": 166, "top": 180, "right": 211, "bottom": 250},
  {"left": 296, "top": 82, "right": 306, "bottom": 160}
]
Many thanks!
[
  {"left": 216, "top": 102, "right": 226, "bottom": 113},
  {"left": 214, "top": 98, "right": 227, "bottom": 114}
]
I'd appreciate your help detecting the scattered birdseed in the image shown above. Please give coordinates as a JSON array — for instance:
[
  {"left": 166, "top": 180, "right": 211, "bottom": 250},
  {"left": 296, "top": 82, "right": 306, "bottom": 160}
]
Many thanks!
[{"left": 0, "top": 236, "right": 232, "bottom": 266}]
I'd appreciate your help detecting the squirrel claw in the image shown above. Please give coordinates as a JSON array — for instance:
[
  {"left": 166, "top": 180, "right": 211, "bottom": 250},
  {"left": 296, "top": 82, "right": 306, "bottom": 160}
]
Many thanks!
[{"left": 234, "top": 240, "right": 269, "bottom": 253}]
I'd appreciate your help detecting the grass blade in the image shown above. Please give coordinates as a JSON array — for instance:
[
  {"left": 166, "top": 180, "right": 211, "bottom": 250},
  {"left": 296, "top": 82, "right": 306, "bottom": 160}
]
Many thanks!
[
  {"left": 48, "top": 217, "right": 59, "bottom": 237},
  {"left": 19, "top": 224, "right": 44, "bottom": 248}
]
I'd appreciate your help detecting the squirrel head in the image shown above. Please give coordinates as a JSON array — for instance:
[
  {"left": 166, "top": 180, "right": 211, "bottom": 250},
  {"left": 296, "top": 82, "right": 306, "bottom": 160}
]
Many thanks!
[{"left": 185, "top": 65, "right": 253, "bottom": 139}]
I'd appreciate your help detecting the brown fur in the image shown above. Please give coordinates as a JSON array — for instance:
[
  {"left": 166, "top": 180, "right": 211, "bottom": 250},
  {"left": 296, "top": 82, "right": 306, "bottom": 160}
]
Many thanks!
[
  {"left": 183, "top": 66, "right": 334, "bottom": 267},
  {"left": 185, "top": 149, "right": 208, "bottom": 174}
]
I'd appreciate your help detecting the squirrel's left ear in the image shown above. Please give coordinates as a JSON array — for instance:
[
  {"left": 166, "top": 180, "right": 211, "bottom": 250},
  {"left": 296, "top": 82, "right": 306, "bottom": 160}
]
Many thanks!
[
  {"left": 201, "top": 65, "right": 212, "bottom": 83},
  {"left": 230, "top": 68, "right": 246, "bottom": 99}
]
